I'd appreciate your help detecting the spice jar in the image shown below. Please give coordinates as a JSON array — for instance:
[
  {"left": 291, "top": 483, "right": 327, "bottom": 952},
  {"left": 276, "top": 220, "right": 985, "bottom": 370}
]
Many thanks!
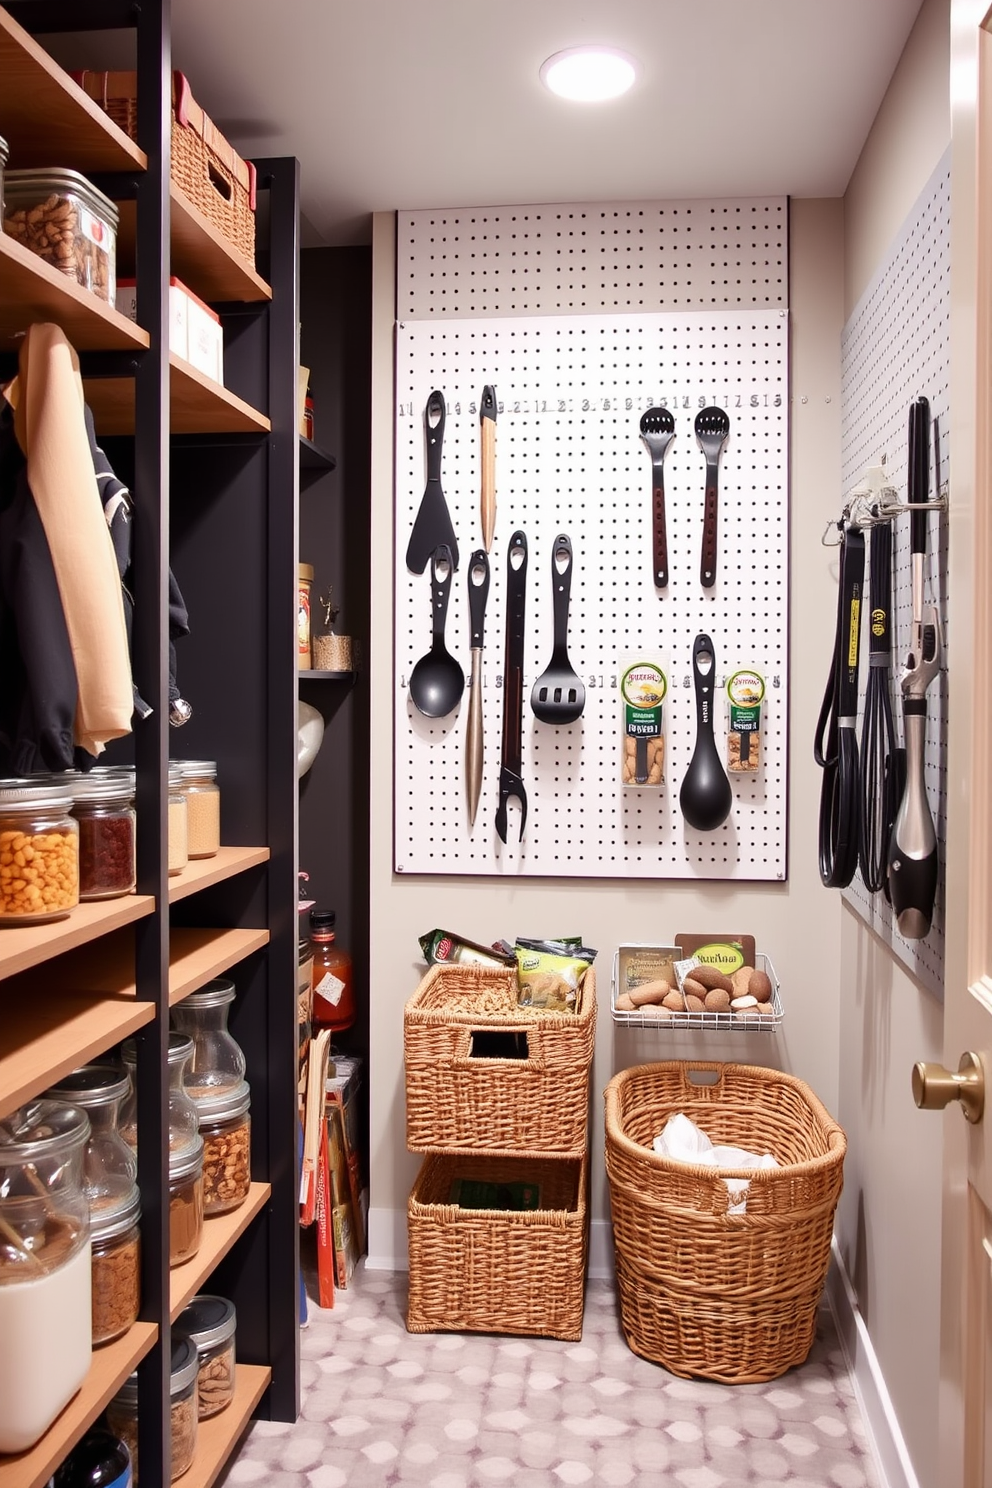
[
  {"left": 107, "top": 1334, "right": 199, "bottom": 1482},
  {"left": 298, "top": 562, "right": 314, "bottom": 667},
  {"left": 195, "top": 1082, "right": 251, "bottom": 1216},
  {"left": 176, "top": 760, "right": 220, "bottom": 859},
  {"left": 89, "top": 1188, "right": 141, "bottom": 1346},
  {"left": 172, "top": 979, "right": 246, "bottom": 1099},
  {"left": 168, "top": 1137, "right": 205, "bottom": 1267},
  {"left": 72, "top": 770, "right": 136, "bottom": 900},
  {"left": 119, "top": 1032, "right": 200, "bottom": 1158},
  {"left": 174, "top": 1293, "right": 237, "bottom": 1419},
  {"left": 0, "top": 776, "right": 79, "bottom": 925},
  {"left": 0, "top": 1101, "right": 92, "bottom": 1454},
  {"left": 3, "top": 167, "right": 119, "bottom": 303},
  {"left": 167, "top": 764, "right": 188, "bottom": 876}
]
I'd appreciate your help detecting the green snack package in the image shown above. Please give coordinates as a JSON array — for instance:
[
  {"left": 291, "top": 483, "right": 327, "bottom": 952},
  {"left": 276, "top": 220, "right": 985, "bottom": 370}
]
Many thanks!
[{"left": 449, "top": 1177, "right": 541, "bottom": 1211}]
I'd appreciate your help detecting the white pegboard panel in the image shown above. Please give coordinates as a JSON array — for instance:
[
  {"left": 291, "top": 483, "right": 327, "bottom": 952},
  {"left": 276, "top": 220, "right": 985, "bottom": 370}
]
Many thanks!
[
  {"left": 840, "top": 151, "right": 950, "bottom": 999},
  {"left": 397, "top": 198, "right": 787, "bottom": 320},
  {"left": 394, "top": 310, "right": 789, "bottom": 879}
]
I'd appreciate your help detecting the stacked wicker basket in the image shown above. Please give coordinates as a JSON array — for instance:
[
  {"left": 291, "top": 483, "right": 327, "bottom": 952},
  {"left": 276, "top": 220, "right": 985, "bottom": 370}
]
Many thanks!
[{"left": 403, "top": 961, "right": 597, "bottom": 1340}]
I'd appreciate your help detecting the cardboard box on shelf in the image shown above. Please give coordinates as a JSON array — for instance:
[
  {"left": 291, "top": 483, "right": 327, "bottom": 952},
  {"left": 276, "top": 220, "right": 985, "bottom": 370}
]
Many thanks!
[{"left": 115, "top": 274, "right": 223, "bottom": 386}]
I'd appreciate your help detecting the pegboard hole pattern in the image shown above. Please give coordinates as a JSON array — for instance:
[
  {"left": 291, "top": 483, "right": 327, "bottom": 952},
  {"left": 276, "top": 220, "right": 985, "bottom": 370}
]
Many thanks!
[
  {"left": 840, "top": 156, "right": 949, "bottom": 999},
  {"left": 398, "top": 199, "right": 787, "bottom": 320}
]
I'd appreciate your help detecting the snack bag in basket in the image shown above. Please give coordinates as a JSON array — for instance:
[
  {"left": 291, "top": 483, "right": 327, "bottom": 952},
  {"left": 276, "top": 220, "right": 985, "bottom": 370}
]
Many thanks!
[{"left": 514, "top": 938, "right": 596, "bottom": 1011}]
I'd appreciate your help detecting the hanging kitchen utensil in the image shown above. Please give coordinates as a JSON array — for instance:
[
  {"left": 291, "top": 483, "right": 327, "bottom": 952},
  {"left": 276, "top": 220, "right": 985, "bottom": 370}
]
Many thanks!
[
  {"left": 406, "top": 391, "right": 459, "bottom": 574},
  {"left": 480, "top": 386, "right": 497, "bottom": 552},
  {"left": 694, "top": 406, "right": 730, "bottom": 588},
  {"left": 495, "top": 531, "right": 528, "bottom": 844},
  {"left": 639, "top": 406, "right": 675, "bottom": 589},
  {"left": 465, "top": 549, "right": 490, "bottom": 825},
  {"left": 531, "top": 534, "right": 585, "bottom": 725},
  {"left": 408, "top": 545, "right": 464, "bottom": 718},
  {"left": 679, "top": 633, "right": 733, "bottom": 831},
  {"left": 814, "top": 519, "right": 866, "bottom": 889}
]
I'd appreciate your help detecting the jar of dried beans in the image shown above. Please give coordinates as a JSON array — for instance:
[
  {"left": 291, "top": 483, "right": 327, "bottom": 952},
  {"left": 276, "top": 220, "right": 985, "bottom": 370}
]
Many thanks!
[
  {"left": 195, "top": 1083, "right": 251, "bottom": 1216},
  {"left": 168, "top": 1137, "right": 204, "bottom": 1267},
  {"left": 174, "top": 1293, "right": 237, "bottom": 1419},
  {"left": 107, "top": 1334, "right": 199, "bottom": 1482},
  {"left": 71, "top": 770, "right": 136, "bottom": 899},
  {"left": 0, "top": 777, "right": 79, "bottom": 925},
  {"left": 89, "top": 1187, "right": 141, "bottom": 1345},
  {"left": 177, "top": 760, "right": 220, "bottom": 859}
]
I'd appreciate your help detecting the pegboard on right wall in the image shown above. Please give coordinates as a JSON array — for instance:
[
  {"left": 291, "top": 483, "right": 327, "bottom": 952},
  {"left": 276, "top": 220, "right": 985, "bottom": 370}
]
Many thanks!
[{"left": 840, "top": 150, "right": 950, "bottom": 999}]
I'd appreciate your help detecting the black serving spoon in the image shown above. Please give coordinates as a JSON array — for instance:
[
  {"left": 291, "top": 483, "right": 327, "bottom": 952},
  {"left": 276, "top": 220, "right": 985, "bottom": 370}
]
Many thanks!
[
  {"left": 679, "top": 633, "right": 733, "bottom": 831},
  {"left": 409, "top": 545, "right": 464, "bottom": 718}
]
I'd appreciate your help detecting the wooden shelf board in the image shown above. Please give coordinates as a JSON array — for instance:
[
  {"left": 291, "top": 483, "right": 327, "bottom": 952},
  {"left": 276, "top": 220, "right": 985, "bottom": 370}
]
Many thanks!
[
  {"left": 169, "top": 927, "right": 270, "bottom": 1005},
  {"left": 0, "top": 990, "right": 155, "bottom": 1121},
  {"left": 0, "top": 233, "right": 151, "bottom": 353},
  {"left": 183, "top": 1363, "right": 271, "bottom": 1488},
  {"left": 170, "top": 1182, "right": 271, "bottom": 1320},
  {"left": 114, "top": 190, "right": 271, "bottom": 305},
  {"left": 299, "top": 435, "right": 336, "bottom": 472},
  {"left": 0, "top": 1321, "right": 158, "bottom": 1488},
  {"left": 0, "top": 7, "right": 147, "bottom": 175},
  {"left": 84, "top": 355, "right": 270, "bottom": 437},
  {"left": 168, "top": 846, "right": 270, "bottom": 904},
  {"left": 298, "top": 669, "right": 355, "bottom": 681},
  {"left": 0, "top": 894, "right": 154, "bottom": 984}
]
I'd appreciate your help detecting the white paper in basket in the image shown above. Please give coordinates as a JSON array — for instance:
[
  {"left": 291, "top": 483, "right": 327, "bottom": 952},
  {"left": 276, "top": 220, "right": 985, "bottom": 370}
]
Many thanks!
[{"left": 653, "top": 1112, "right": 779, "bottom": 1215}]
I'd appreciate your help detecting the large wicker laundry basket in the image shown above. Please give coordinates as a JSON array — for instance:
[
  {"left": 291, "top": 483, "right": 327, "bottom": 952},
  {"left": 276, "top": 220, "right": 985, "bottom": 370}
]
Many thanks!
[{"left": 604, "top": 1061, "right": 846, "bottom": 1383}]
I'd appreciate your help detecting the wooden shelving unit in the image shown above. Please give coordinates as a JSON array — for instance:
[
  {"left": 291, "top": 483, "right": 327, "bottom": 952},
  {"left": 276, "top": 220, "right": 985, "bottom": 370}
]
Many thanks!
[
  {"left": 184, "top": 1364, "right": 271, "bottom": 1488},
  {"left": 0, "top": 232, "right": 150, "bottom": 353},
  {"left": 170, "top": 1182, "right": 271, "bottom": 1320},
  {"left": 84, "top": 354, "right": 271, "bottom": 437},
  {"left": 169, "top": 847, "right": 270, "bottom": 904},
  {"left": 116, "top": 191, "right": 272, "bottom": 305},
  {"left": 0, "top": 990, "right": 155, "bottom": 1121},
  {"left": 0, "top": 895, "right": 154, "bottom": 981}
]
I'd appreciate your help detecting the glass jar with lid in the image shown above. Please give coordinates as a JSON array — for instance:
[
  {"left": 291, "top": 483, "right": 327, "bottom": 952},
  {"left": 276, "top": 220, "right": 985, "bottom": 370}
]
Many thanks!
[
  {"left": 167, "top": 764, "right": 188, "bottom": 876},
  {"left": 107, "top": 1334, "right": 199, "bottom": 1481},
  {"left": 89, "top": 1188, "right": 141, "bottom": 1346},
  {"left": 0, "top": 777, "right": 79, "bottom": 925},
  {"left": 168, "top": 1137, "right": 204, "bottom": 1267},
  {"left": 0, "top": 1100, "right": 92, "bottom": 1453},
  {"left": 171, "top": 979, "right": 246, "bottom": 1100},
  {"left": 46, "top": 1064, "right": 137, "bottom": 1207},
  {"left": 176, "top": 760, "right": 220, "bottom": 860},
  {"left": 195, "top": 1082, "right": 251, "bottom": 1216},
  {"left": 174, "top": 1293, "right": 237, "bottom": 1418},
  {"left": 119, "top": 1032, "right": 199, "bottom": 1158},
  {"left": 71, "top": 769, "right": 136, "bottom": 900}
]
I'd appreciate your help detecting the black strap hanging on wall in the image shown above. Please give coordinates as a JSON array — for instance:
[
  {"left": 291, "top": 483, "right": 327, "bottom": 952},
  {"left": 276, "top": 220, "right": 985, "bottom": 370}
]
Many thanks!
[
  {"left": 814, "top": 521, "right": 866, "bottom": 888},
  {"left": 858, "top": 522, "right": 904, "bottom": 893}
]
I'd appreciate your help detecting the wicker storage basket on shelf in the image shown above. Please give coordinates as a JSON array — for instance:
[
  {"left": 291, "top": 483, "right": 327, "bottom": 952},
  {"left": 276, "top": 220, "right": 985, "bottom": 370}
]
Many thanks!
[
  {"left": 73, "top": 70, "right": 256, "bottom": 269},
  {"left": 404, "top": 962, "right": 596, "bottom": 1156},
  {"left": 406, "top": 1149, "right": 588, "bottom": 1340},
  {"left": 604, "top": 1061, "right": 846, "bottom": 1384}
]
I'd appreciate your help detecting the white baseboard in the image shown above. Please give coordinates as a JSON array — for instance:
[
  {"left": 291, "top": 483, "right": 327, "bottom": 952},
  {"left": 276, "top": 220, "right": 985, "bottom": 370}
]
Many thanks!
[
  {"left": 826, "top": 1240, "right": 920, "bottom": 1488},
  {"left": 367, "top": 1208, "right": 614, "bottom": 1278}
]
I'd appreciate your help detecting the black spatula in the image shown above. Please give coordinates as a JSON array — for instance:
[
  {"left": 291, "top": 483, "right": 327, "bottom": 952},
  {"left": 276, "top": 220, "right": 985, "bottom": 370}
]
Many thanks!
[{"left": 406, "top": 391, "right": 459, "bottom": 574}]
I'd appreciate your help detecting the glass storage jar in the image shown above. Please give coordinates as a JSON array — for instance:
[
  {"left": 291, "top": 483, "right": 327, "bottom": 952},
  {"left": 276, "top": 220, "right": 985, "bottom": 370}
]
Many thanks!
[
  {"left": 168, "top": 1137, "right": 204, "bottom": 1267},
  {"left": 89, "top": 1188, "right": 140, "bottom": 1346},
  {"left": 167, "top": 764, "right": 188, "bottom": 876},
  {"left": 3, "top": 167, "right": 118, "bottom": 303},
  {"left": 0, "top": 1101, "right": 92, "bottom": 1454},
  {"left": 174, "top": 1293, "right": 237, "bottom": 1419},
  {"left": 71, "top": 770, "right": 136, "bottom": 900},
  {"left": 171, "top": 979, "right": 246, "bottom": 1100},
  {"left": 119, "top": 1033, "right": 199, "bottom": 1158},
  {"left": 195, "top": 1082, "right": 251, "bottom": 1216},
  {"left": 46, "top": 1064, "right": 137, "bottom": 1210},
  {"left": 0, "top": 777, "right": 79, "bottom": 926},
  {"left": 107, "top": 1334, "right": 199, "bottom": 1482},
  {"left": 48, "top": 1424, "right": 134, "bottom": 1488},
  {"left": 177, "top": 760, "right": 220, "bottom": 859}
]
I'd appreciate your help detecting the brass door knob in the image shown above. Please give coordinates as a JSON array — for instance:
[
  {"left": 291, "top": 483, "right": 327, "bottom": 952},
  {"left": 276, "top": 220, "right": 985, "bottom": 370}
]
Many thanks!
[{"left": 912, "top": 1051, "right": 985, "bottom": 1124}]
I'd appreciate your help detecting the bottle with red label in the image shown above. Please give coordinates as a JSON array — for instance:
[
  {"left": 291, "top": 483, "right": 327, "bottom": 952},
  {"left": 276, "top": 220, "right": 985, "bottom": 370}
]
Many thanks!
[{"left": 309, "top": 909, "right": 355, "bottom": 1033}]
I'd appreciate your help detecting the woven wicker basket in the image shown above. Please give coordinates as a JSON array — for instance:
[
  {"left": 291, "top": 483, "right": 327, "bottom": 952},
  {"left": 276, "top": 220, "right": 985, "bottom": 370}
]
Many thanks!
[
  {"left": 73, "top": 70, "right": 256, "bottom": 269},
  {"left": 406, "top": 1150, "right": 588, "bottom": 1339},
  {"left": 404, "top": 963, "right": 596, "bottom": 1156},
  {"left": 604, "top": 1061, "right": 846, "bottom": 1383}
]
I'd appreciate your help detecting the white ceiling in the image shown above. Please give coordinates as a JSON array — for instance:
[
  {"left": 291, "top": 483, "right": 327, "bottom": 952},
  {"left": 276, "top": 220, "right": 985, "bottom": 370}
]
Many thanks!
[{"left": 166, "top": 0, "right": 924, "bottom": 246}]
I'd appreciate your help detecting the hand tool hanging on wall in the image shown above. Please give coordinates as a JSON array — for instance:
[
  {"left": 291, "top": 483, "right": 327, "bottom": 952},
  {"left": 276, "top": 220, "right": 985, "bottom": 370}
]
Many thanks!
[
  {"left": 406, "top": 391, "right": 459, "bottom": 574},
  {"left": 858, "top": 518, "right": 904, "bottom": 894},
  {"left": 639, "top": 406, "right": 675, "bottom": 588},
  {"left": 679, "top": 633, "right": 733, "bottom": 831},
  {"left": 465, "top": 550, "right": 490, "bottom": 825},
  {"left": 408, "top": 545, "right": 464, "bottom": 718},
  {"left": 531, "top": 534, "right": 585, "bottom": 724},
  {"left": 495, "top": 531, "right": 528, "bottom": 844},
  {"left": 694, "top": 406, "right": 730, "bottom": 589},
  {"left": 814, "top": 520, "right": 866, "bottom": 888},
  {"left": 888, "top": 396, "right": 941, "bottom": 938},
  {"left": 479, "top": 386, "right": 497, "bottom": 551}
]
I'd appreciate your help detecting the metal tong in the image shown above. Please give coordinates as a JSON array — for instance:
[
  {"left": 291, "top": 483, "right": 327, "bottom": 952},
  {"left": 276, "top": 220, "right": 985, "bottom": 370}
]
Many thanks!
[{"left": 495, "top": 531, "right": 528, "bottom": 843}]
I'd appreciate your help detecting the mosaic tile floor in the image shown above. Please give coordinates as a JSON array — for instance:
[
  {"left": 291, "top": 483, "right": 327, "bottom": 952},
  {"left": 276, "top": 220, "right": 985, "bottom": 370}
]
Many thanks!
[{"left": 221, "top": 1263, "right": 881, "bottom": 1488}]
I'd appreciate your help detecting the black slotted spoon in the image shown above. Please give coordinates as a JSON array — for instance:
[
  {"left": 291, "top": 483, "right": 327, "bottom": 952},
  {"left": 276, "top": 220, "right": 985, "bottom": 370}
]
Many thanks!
[
  {"left": 694, "top": 405, "right": 730, "bottom": 588},
  {"left": 531, "top": 534, "right": 585, "bottom": 724}
]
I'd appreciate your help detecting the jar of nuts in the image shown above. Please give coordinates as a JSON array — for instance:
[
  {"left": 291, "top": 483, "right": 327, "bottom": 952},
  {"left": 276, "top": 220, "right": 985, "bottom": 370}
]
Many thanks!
[
  {"left": 71, "top": 769, "right": 136, "bottom": 900},
  {"left": 0, "top": 777, "right": 79, "bottom": 926},
  {"left": 89, "top": 1186, "right": 141, "bottom": 1346},
  {"left": 107, "top": 1334, "right": 200, "bottom": 1482},
  {"left": 194, "top": 1082, "right": 251, "bottom": 1217},
  {"left": 174, "top": 1293, "right": 237, "bottom": 1419},
  {"left": 3, "top": 167, "right": 118, "bottom": 303}
]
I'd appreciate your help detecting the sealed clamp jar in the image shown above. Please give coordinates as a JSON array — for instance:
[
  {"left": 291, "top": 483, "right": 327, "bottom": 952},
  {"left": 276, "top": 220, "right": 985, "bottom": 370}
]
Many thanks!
[
  {"left": 0, "top": 777, "right": 79, "bottom": 925},
  {"left": 195, "top": 1082, "right": 251, "bottom": 1216},
  {"left": 174, "top": 1293, "right": 237, "bottom": 1418},
  {"left": 177, "top": 760, "right": 220, "bottom": 859},
  {"left": 107, "top": 1334, "right": 199, "bottom": 1482},
  {"left": 3, "top": 167, "right": 118, "bottom": 302},
  {"left": 0, "top": 1101, "right": 92, "bottom": 1454},
  {"left": 72, "top": 770, "right": 136, "bottom": 900},
  {"left": 168, "top": 1137, "right": 205, "bottom": 1267},
  {"left": 167, "top": 764, "right": 188, "bottom": 876}
]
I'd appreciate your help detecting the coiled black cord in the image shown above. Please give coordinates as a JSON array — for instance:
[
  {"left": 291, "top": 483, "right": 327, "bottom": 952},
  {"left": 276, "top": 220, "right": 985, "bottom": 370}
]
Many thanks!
[
  {"left": 858, "top": 522, "right": 902, "bottom": 893},
  {"left": 815, "top": 523, "right": 866, "bottom": 888}
]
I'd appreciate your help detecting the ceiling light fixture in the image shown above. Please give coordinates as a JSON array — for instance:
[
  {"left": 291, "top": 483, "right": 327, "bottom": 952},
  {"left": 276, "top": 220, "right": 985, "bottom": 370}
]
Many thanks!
[{"left": 540, "top": 46, "right": 637, "bottom": 103}]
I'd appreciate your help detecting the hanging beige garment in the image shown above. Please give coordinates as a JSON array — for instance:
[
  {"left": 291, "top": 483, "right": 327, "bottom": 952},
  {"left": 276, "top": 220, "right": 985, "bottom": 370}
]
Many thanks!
[{"left": 8, "top": 323, "right": 133, "bottom": 756}]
